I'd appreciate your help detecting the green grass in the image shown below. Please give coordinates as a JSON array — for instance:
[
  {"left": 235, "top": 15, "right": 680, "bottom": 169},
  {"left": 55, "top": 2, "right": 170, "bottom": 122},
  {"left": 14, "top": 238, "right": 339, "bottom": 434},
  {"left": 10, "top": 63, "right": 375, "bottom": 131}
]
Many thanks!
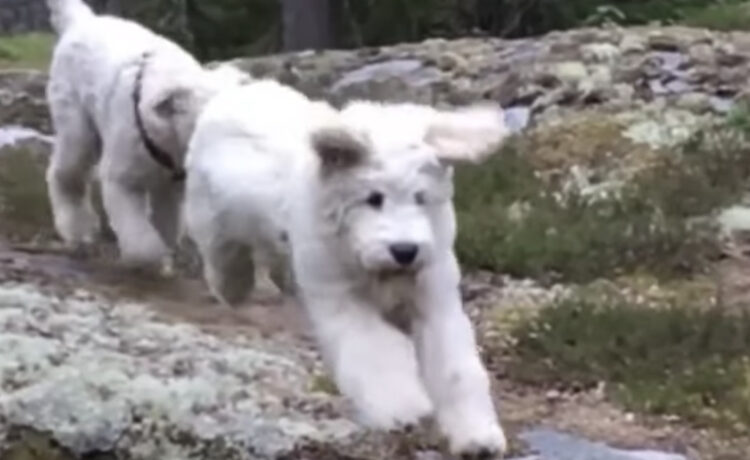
[
  {"left": 453, "top": 108, "right": 750, "bottom": 283},
  {"left": 682, "top": 1, "right": 750, "bottom": 31},
  {"left": 0, "top": 146, "right": 53, "bottom": 241},
  {"left": 0, "top": 33, "right": 55, "bottom": 70},
  {"left": 504, "top": 286, "right": 750, "bottom": 432}
]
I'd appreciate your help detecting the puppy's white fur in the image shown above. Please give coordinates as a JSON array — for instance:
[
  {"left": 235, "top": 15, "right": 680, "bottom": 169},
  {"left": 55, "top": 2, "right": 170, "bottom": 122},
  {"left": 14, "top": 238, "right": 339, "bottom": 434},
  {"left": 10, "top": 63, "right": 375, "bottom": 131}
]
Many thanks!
[
  {"left": 184, "top": 79, "right": 509, "bottom": 456},
  {"left": 184, "top": 80, "right": 332, "bottom": 303},
  {"left": 45, "top": 0, "right": 246, "bottom": 268}
]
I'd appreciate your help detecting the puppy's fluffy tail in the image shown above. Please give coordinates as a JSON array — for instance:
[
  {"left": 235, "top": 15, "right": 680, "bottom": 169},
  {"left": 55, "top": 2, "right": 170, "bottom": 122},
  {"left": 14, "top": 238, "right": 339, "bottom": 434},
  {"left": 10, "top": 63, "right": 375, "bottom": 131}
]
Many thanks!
[{"left": 46, "top": 0, "right": 94, "bottom": 34}]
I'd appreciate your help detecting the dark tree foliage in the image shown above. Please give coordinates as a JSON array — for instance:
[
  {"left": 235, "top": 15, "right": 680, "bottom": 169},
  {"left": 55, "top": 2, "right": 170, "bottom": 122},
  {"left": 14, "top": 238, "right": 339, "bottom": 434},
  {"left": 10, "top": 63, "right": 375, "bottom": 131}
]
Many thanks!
[
  {"left": 106, "top": 0, "right": 278, "bottom": 60},
  {"left": 184, "top": 0, "right": 280, "bottom": 58},
  {"left": 113, "top": 0, "right": 740, "bottom": 60}
]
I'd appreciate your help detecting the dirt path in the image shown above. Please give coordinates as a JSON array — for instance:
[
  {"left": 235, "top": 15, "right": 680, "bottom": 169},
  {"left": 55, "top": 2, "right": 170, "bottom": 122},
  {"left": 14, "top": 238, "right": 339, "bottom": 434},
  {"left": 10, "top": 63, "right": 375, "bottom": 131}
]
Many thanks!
[{"left": 0, "top": 241, "right": 312, "bottom": 341}]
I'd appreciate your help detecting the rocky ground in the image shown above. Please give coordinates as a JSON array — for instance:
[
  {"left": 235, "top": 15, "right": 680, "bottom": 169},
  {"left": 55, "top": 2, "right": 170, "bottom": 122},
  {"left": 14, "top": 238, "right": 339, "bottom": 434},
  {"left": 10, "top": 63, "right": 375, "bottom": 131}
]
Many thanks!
[{"left": 2, "top": 24, "right": 750, "bottom": 459}]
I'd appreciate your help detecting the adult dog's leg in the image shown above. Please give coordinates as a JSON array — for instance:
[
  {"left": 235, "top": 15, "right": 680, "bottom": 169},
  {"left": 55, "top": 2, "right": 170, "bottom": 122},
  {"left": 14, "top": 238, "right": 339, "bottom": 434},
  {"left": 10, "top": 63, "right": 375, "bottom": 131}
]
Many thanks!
[
  {"left": 414, "top": 254, "right": 507, "bottom": 458},
  {"left": 306, "top": 292, "right": 433, "bottom": 429},
  {"left": 46, "top": 98, "right": 100, "bottom": 249},
  {"left": 99, "top": 143, "right": 170, "bottom": 269},
  {"left": 100, "top": 178, "right": 169, "bottom": 268}
]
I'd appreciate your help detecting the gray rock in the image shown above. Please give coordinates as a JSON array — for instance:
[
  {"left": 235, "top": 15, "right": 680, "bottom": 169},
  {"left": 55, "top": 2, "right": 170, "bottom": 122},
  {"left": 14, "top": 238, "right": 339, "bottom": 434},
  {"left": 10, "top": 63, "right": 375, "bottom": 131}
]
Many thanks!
[
  {"left": 688, "top": 43, "right": 715, "bottom": 65},
  {"left": 718, "top": 205, "right": 750, "bottom": 244},
  {"left": 332, "top": 59, "right": 441, "bottom": 90},
  {"left": 7, "top": 26, "right": 750, "bottom": 136},
  {"left": 0, "top": 283, "right": 361, "bottom": 459},
  {"left": 504, "top": 106, "right": 531, "bottom": 133},
  {"left": 0, "top": 125, "right": 52, "bottom": 151},
  {"left": 330, "top": 58, "right": 443, "bottom": 104},
  {"left": 619, "top": 34, "right": 647, "bottom": 54},
  {"left": 0, "top": 70, "right": 49, "bottom": 133},
  {"left": 223, "top": 25, "right": 750, "bottom": 123},
  {"left": 516, "top": 429, "right": 687, "bottom": 460},
  {"left": 550, "top": 61, "right": 589, "bottom": 85}
]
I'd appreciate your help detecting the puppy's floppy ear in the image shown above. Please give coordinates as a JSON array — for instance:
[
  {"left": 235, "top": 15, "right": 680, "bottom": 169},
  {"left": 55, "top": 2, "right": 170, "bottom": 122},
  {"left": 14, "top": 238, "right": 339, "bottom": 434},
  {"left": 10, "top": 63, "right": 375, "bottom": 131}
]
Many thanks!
[
  {"left": 151, "top": 86, "right": 193, "bottom": 119},
  {"left": 425, "top": 104, "right": 509, "bottom": 164},
  {"left": 311, "top": 126, "right": 370, "bottom": 174}
]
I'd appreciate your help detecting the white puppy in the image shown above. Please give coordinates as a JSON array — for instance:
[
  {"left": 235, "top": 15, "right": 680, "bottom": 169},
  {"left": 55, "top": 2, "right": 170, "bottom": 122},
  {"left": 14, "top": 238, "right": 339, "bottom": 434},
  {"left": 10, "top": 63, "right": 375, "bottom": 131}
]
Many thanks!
[
  {"left": 185, "top": 80, "right": 510, "bottom": 457},
  {"left": 45, "top": 0, "right": 246, "bottom": 269},
  {"left": 184, "top": 80, "right": 325, "bottom": 304}
]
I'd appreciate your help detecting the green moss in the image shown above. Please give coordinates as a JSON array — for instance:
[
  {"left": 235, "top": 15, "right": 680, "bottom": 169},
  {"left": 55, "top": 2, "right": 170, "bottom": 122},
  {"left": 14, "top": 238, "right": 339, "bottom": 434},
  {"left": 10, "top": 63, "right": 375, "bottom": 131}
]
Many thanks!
[
  {"left": 0, "top": 33, "right": 55, "bottom": 71},
  {"left": 0, "top": 146, "right": 53, "bottom": 241},
  {"left": 0, "top": 426, "right": 99, "bottom": 460},
  {"left": 504, "top": 286, "right": 750, "bottom": 433},
  {"left": 310, "top": 374, "right": 339, "bottom": 395},
  {"left": 682, "top": 2, "right": 750, "bottom": 32}
]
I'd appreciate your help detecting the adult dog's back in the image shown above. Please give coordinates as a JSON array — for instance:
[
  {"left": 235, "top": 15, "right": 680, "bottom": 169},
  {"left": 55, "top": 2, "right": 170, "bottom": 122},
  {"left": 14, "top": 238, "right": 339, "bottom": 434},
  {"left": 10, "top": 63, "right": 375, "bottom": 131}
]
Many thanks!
[
  {"left": 46, "top": 0, "right": 202, "bottom": 135},
  {"left": 45, "top": 0, "right": 245, "bottom": 270},
  {"left": 46, "top": 0, "right": 93, "bottom": 34}
]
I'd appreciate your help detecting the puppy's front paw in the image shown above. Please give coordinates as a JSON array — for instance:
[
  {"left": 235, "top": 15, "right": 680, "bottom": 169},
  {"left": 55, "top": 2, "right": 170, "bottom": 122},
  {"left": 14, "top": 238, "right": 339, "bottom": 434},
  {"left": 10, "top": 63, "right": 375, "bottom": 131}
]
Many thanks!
[
  {"left": 356, "top": 379, "right": 434, "bottom": 431},
  {"left": 119, "top": 241, "right": 170, "bottom": 272},
  {"left": 447, "top": 421, "right": 507, "bottom": 459}
]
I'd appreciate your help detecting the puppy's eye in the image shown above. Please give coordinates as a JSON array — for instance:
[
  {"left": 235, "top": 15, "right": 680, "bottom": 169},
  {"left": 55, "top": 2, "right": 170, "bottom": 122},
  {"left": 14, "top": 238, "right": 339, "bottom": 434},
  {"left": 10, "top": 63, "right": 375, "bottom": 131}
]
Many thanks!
[
  {"left": 366, "top": 191, "right": 385, "bottom": 209},
  {"left": 415, "top": 191, "right": 426, "bottom": 205}
]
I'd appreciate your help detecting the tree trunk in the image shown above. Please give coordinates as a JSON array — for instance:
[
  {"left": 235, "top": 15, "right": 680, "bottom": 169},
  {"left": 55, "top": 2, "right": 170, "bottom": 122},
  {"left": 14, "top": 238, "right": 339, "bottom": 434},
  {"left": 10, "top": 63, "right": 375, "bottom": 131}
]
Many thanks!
[{"left": 281, "top": 0, "right": 333, "bottom": 51}]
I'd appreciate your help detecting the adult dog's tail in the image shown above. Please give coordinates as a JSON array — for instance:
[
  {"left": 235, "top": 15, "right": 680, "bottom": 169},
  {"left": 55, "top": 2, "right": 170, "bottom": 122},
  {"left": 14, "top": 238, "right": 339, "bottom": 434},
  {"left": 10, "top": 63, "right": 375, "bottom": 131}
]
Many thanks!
[{"left": 46, "top": 0, "right": 94, "bottom": 34}]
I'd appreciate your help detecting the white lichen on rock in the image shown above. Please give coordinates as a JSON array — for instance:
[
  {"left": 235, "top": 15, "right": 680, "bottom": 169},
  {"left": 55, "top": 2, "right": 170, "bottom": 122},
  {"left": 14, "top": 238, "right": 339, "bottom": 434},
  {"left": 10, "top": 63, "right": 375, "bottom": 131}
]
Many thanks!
[
  {"left": 620, "top": 106, "right": 714, "bottom": 150},
  {"left": 0, "top": 283, "right": 359, "bottom": 459}
]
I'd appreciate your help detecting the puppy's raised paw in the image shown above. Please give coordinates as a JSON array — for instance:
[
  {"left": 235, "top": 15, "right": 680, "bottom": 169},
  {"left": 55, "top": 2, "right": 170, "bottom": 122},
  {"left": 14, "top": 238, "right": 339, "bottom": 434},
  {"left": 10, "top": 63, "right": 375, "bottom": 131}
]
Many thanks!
[{"left": 357, "top": 381, "right": 434, "bottom": 433}]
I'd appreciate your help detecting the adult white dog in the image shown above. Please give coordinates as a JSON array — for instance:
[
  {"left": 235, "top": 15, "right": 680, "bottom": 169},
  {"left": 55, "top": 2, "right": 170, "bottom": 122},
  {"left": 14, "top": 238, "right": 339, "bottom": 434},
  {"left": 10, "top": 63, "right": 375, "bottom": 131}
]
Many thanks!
[
  {"left": 184, "top": 79, "right": 510, "bottom": 457},
  {"left": 45, "top": 0, "right": 246, "bottom": 269}
]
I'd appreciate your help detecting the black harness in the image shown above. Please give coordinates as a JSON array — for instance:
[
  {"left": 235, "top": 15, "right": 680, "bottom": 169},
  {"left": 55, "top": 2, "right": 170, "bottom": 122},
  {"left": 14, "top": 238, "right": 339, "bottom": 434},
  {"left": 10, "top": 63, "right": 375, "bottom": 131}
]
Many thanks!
[{"left": 132, "top": 52, "right": 186, "bottom": 182}]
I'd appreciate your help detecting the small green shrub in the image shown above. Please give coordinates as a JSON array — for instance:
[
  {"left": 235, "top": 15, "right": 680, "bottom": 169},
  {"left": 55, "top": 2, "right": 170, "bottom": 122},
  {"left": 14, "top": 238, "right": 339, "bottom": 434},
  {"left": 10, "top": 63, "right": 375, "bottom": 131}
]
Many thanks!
[
  {"left": 506, "top": 288, "right": 750, "bottom": 431},
  {"left": 0, "top": 147, "right": 53, "bottom": 241},
  {"left": 454, "top": 111, "right": 750, "bottom": 283},
  {"left": 682, "top": 1, "right": 750, "bottom": 31}
]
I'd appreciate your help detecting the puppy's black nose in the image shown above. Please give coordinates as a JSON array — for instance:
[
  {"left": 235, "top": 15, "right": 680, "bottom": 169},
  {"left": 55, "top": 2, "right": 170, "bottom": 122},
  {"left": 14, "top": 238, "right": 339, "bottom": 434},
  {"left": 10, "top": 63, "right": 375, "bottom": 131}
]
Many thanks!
[{"left": 389, "top": 243, "right": 419, "bottom": 266}]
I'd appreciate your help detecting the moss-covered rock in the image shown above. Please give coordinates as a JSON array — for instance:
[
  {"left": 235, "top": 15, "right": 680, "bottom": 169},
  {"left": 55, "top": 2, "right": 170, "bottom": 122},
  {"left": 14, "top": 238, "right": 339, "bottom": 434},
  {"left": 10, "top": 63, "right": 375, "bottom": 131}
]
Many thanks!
[
  {"left": 0, "top": 70, "right": 49, "bottom": 133},
  {"left": 0, "top": 284, "right": 364, "bottom": 459}
]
